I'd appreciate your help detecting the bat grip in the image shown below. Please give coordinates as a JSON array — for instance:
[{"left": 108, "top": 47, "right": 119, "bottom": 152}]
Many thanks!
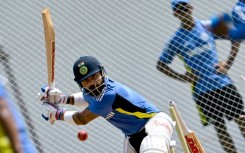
[{"left": 49, "top": 82, "right": 55, "bottom": 89}]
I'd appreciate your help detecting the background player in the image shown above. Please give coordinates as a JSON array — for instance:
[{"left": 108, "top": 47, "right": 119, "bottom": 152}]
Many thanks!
[
  {"left": 39, "top": 56, "right": 174, "bottom": 153},
  {"left": 0, "top": 75, "right": 37, "bottom": 153},
  {"left": 156, "top": 0, "right": 245, "bottom": 152}
]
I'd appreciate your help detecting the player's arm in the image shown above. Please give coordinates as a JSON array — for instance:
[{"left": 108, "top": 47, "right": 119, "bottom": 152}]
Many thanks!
[
  {"left": 230, "top": 5, "right": 245, "bottom": 40},
  {"left": 229, "top": 26, "right": 245, "bottom": 40},
  {"left": 202, "top": 17, "right": 241, "bottom": 74},
  {"left": 61, "top": 107, "right": 99, "bottom": 125},
  {"left": 157, "top": 60, "right": 185, "bottom": 82},
  {"left": 66, "top": 92, "right": 89, "bottom": 108},
  {"left": 42, "top": 103, "right": 99, "bottom": 125},
  {"left": 212, "top": 21, "right": 241, "bottom": 74},
  {"left": 211, "top": 22, "right": 245, "bottom": 40},
  {"left": 210, "top": 13, "right": 245, "bottom": 40},
  {"left": 0, "top": 98, "right": 23, "bottom": 153},
  {"left": 156, "top": 60, "right": 198, "bottom": 83},
  {"left": 216, "top": 40, "right": 240, "bottom": 74},
  {"left": 156, "top": 42, "right": 186, "bottom": 82},
  {"left": 228, "top": 40, "right": 241, "bottom": 68},
  {"left": 156, "top": 40, "right": 199, "bottom": 84}
]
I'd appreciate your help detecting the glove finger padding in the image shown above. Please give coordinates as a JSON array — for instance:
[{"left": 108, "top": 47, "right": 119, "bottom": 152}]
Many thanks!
[
  {"left": 42, "top": 102, "right": 61, "bottom": 124},
  {"left": 38, "top": 85, "right": 49, "bottom": 101},
  {"left": 38, "top": 85, "right": 67, "bottom": 104},
  {"left": 48, "top": 88, "right": 62, "bottom": 95}
]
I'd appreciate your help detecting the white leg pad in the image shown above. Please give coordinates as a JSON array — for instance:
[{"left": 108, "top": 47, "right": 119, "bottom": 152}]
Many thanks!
[
  {"left": 145, "top": 112, "right": 174, "bottom": 141},
  {"left": 140, "top": 135, "right": 170, "bottom": 153},
  {"left": 140, "top": 112, "right": 175, "bottom": 153}
]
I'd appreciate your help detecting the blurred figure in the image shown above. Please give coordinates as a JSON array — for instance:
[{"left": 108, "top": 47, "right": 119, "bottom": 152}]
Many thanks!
[
  {"left": 156, "top": 0, "right": 245, "bottom": 152},
  {"left": 0, "top": 75, "right": 37, "bottom": 153},
  {"left": 211, "top": 13, "right": 245, "bottom": 41},
  {"left": 211, "top": 0, "right": 245, "bottom": 41}
]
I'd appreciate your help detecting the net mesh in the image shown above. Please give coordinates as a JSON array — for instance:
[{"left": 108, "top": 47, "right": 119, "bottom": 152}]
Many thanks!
[{"left": 0, "top": 0, "right": 245, "bottom": 153}]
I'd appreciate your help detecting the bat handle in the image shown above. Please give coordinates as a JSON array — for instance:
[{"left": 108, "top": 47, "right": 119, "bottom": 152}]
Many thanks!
[
  {"left": 49, "top": 82, "right": 57, "bottom": 125},
  {"left": 49, "top": 81, "right": 55, "bottom": 89}
]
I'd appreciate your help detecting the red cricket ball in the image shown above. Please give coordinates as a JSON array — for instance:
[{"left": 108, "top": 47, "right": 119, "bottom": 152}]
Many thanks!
[{"left": 77, "top": 130, "right": 88, "bottom": 141}]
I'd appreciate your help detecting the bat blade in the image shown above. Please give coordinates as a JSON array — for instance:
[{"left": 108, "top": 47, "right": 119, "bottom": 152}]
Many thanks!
[
  {"left": 169, "top": 101, "right": 205, "bottom": 153},
  {"left": 185, "top": 131, "right": 205, "bottom": 153},
  {"left": 169, "top": 107, "right": 190, "bottom": 153},
  {"left": 42, "top": 8, "right": 55, "bottom": 87},
  {"left": 170, "top": 101, "right": 189, "bottom": 134},
  {"left": 42, "top": 8, "right": 56, "bottom": 124}
]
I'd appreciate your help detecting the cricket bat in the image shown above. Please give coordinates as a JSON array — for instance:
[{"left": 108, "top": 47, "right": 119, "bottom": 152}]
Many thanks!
[
  {"left": 42, "top": 8, "right": 55, "bottom": 88},
  {"left": 42, "top": 8, "right": 56, "bottom": 124},
  {"left": 169, "top": 107, "right": 190, "bottom": 153},
  {"left": 169, "top": 101, "right": 205, "bottom": 153}
]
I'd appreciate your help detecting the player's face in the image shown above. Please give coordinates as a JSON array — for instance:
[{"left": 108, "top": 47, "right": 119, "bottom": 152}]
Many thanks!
[
  {"left": 174, "top": 3, "right": 193, "bottom": 22},
  {"left": 81, "top": 72, "right": 103, "bottom": 90},
  {"left": 81, "top": 72, "right": 104, "bottom": 97}
]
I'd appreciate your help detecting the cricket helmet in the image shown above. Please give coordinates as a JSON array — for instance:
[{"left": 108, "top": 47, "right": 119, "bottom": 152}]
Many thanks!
[
  {"left": 73, "top": 56, "right": 102, "bottom": 83},
  {"left": 73, "top": 56, "right": 107, "bottom": 101}
]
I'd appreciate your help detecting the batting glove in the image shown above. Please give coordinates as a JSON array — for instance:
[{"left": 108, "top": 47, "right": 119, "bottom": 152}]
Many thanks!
[
  {"left": 41, "top": 102, "right": 66, "bottom": 124},
  {"left": 38, "top": 85, "right": 69, "bottom": 104}
]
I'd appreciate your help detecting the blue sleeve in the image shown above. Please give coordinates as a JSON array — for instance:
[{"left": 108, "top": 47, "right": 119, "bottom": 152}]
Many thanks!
[
  {"left": 229, "top": 25, "right": 245, "bottom": 40},
  {"left": 232, "top": 6, "right": 245, "bottom": 26},
  {"left": 159, "top": 40, "right": 177, "bottom": 64}
]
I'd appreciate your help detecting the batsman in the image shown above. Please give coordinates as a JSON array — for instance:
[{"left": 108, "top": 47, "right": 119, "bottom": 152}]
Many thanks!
[{"left": 38, "top": 56, "right": 175, "bottom": 153}]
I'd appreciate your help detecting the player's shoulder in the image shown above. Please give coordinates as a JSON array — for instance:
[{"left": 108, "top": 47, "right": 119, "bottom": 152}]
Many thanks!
[
  {"left": 112, "top": 80, "right": 134, "bottom": 96},
  {"left": 110, "top": 79, "right": 125, "bottom": 92}
]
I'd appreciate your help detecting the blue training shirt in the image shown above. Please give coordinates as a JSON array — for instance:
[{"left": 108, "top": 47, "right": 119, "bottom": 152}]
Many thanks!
[
  {"left": 232, "top": 1, "right": 245, "bottom": 26},
  {"left": 159, "top": 19, "right": 231, "bottom": 97},
  {"left": 83, "top": 79, "right": 160, "bottom": 136}
]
